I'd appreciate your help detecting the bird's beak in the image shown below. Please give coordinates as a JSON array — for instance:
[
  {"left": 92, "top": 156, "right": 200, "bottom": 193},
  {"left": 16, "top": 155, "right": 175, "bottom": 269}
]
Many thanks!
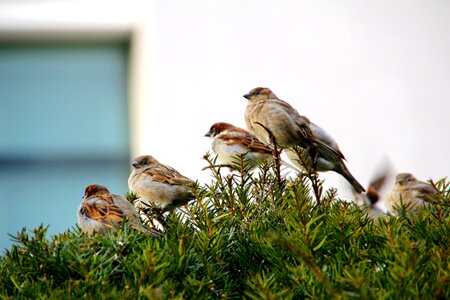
[
  {"left": 205, "top": 131, "right": 211, "bottom": 137},
  {"left": 243, "top": 94, "right": 251, "bottom": 100},
  {"left": 132, "top": 162, "right": 140, "bottom": 168}
]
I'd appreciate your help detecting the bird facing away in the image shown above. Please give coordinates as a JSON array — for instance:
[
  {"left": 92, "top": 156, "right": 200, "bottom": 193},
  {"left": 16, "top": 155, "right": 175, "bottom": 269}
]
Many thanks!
[
  {"left": 385, "top": 173, "right": 437, "bottom": 214},
  {"left": 78, "top": 184, "right": 161, "bottom": 237},
  {"left": 243, "top": 87, "right": 365, "bottom": 193},
  {"left": 128, "top": 155, "right": 195, "bottom": 212},
  {"left": 205, "top": 122, "right": 299, "bottom": 171}
]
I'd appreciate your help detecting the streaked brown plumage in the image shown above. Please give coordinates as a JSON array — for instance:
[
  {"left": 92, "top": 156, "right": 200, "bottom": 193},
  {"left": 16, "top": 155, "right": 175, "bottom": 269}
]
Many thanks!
[
  {"left": 244, "top": 87, "right": 365, "bottom": 193},
  {"left": 128, "top": 155, "right": 195, "bottom": 212},
  {"left": 78, "top": 184, "right": 161, "bottom": 237},
  {"left": 355, "top": 172, "right": 388, "bottom": 219},
  {"left": 205, "top": 122, "right": 298, "bottom": 171}
]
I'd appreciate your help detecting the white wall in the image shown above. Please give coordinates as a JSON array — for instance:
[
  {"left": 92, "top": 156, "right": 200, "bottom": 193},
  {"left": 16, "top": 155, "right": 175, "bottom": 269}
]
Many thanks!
[{"left": 137, "top": 0, "right": 450, "bottom": 202}]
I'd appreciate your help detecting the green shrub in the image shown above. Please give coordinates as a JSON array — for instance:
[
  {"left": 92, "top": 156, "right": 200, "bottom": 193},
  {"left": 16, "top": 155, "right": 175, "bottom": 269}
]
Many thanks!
[{"left": 1, "top": 157, "right": 449, "bottom": 299}]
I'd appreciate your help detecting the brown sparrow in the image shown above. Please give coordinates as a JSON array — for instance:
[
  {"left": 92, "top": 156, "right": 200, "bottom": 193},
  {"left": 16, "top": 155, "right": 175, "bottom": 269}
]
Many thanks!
[
  {"left": 128, "top": 155, "right": 195, "bottom": 212},
  {"left": 355, "top": 172, "right": 388, "bottom": 219},
  {"left": 205, "top": 122, "right": 299, "bottom": 171},
  {"left": 78, "top": 184, "right": 161, "bottom": 236},
  {"left": 385, "top": 173, "right": 437, "bottom": 214},
  {"left": 244, "top": 87, "right": 365, "bottom": 193}
]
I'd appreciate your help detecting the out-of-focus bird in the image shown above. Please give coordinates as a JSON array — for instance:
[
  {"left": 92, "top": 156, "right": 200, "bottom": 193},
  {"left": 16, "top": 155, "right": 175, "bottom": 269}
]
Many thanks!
[
  {"left": 355, "top": 172, "right": 388, "bottom": 219},
  {"left": 243, "top": 87, "right": 365, "bottom": 193},
  {"left": 205, "top": 122, "right": 299, "bottom": 171},
  {"left": 78, "top": 184, "right": 161, "bottom": 237},
  {"left": 385, "top": 173, "right": 437, "bottom": 214},
  {"left": 128, "top": 155, "right": 195, "bottom": 213}
]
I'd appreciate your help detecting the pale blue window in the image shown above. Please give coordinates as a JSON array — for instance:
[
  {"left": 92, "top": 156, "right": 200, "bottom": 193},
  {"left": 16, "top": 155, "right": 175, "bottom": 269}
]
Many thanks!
[{"left": 0, "top": 43, "right": 130, "bottom": 250}]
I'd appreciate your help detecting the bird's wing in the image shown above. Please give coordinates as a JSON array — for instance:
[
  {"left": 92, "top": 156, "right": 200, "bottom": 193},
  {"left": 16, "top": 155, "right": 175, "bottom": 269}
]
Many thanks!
[
  {"left": 110, "top": 195, "right": 162, "bottom": 237},
  {"left": 365, "top": 173, "right": 389, "bottom": 205},
  {"left": 417, "top": 182, "right": 437, "bottom": 194},
  {"left": 82, "top": 194, "right": 124, "bottom": 227},
  {"left": 264, "top": 98, "right": 313, "bottom": 144},
  {"left": 294, "top": 117, "right": 345, "bottom": 162},
  {"left": 111, "top": 194, "right": 138, "bottom": 217},
  {"left": 272, "top": 97, "right": 299, "bottom": 113},
  {"left": 369, "top": 173, "right": 388, "bottom": 192},
  {"left": 220, "top": 132, "right": 273, "bottom": 154},
  {"left": 143, "top": 165, "right": 193, "bottom": 186},
  {"left": 309, "top": 122, "right": 346, "bottom": 160},
  {"left": 414, "top": 182, "right": 437, "bottom": 200}
]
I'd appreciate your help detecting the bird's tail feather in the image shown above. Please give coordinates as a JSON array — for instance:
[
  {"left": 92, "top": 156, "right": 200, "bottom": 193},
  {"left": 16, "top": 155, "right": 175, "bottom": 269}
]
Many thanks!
[{"left": 337, "top": 163, "right": 365, "bottom": 193}]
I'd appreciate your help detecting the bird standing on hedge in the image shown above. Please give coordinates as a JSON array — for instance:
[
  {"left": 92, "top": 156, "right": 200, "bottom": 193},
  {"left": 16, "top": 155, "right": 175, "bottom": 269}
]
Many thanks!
[
  {"left": 128, "top": 155, "right": 195, "bottom": 212},
  {"left": 243, "top": 87, "right": 365, "bottom": 193},
  {"left": 205, "top": 122, "right": 299, "bottom": 171},
  {"left": 78, "top": 184, "right": 161, "bottom": 236},
  {"left": 385, "top": 173, "right": 437, "bottom": 214}
]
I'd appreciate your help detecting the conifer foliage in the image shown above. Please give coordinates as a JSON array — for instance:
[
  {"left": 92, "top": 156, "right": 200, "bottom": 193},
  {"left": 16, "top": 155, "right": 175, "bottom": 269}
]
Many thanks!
[{"left": 1, "top": 155, "right": 449, "bottom": 299}]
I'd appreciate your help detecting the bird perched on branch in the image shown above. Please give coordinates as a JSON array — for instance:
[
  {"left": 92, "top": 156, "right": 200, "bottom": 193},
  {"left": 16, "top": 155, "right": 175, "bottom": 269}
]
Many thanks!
[
  {"left": 385, "top": 173, "right": 437, "bottom": 214},
  {"left": 205, "top": 122, "right": 299, "bottom": 171},
  {"left": 78, "top": 184, "right": 161, "bottom": 237},
  {"left": 128, "top": 155, "right": 195, "bottom": 213},
  {"left": 243, "top": 87, "right": 365, "bottom": 193}
]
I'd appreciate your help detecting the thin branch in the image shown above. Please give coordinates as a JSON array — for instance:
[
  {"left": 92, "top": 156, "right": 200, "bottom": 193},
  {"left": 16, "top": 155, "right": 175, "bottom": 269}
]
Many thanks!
[
  {"left": 201, "top": 164, "right": 234, "bottom": 171},
  {"left": 137, "top": 201, "right": 168, "bottom": 228},
  {"left": 293, "top": 146, "right": 323, "bottom": 205},
  {"left": 254, "top": 122, "right": 283, "bottom": 188}
]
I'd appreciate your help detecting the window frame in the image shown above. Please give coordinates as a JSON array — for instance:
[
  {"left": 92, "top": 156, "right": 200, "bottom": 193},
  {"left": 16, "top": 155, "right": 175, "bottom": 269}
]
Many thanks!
[{"left": 0, "top": 0, "right": 151, "bottom": 158}]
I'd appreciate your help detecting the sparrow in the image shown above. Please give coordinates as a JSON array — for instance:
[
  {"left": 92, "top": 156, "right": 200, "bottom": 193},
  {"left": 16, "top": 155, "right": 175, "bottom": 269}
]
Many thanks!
[
  {"left": 128, "top": 155, "right": 195, "bottom": 212},
  {"left": 205, "top": 122, "right": 299, "bottom": 171},
  {"left": 243, "top": 87, "right": 365, "bottom": 193},
  {"left": 385, "top": 173, "right": 437, "bottom": 214},
  {"left": 354, "top": 171, "right": 388, "bottom": 219},
  {"left": 78, "top": 184, "right": 161, "bottom": 237}
]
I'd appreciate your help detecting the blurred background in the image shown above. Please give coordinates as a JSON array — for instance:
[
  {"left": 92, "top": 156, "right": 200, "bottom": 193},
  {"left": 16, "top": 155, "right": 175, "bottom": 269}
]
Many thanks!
[{"left": 1, "top": 0, "right": 449, "bottom": 250}]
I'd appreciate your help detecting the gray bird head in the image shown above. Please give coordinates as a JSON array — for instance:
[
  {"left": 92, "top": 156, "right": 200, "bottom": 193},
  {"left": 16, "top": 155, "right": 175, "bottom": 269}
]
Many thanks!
[
  {"left": 131, "top": 155, "right": 159, "bottom": 169},
  {"left": 243, "top": 87, "right": 278, "bottom": 101},
  {"left": 395, "top": 173, "right": 417, "bottom": 186}
]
